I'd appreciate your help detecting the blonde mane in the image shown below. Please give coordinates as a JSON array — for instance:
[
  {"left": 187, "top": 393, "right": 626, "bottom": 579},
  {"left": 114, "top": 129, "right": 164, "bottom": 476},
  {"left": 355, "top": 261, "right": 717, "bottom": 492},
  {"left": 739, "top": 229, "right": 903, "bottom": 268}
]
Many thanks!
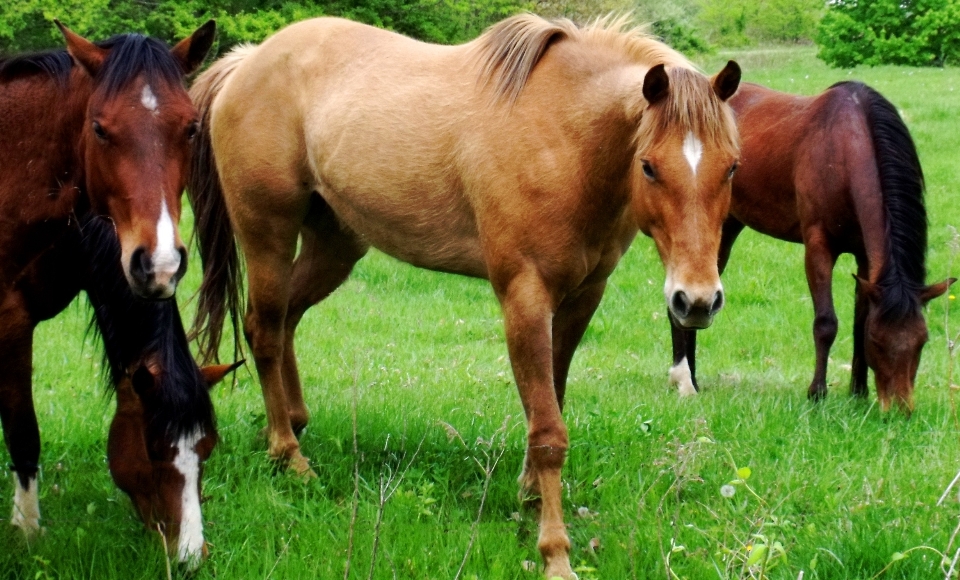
[{"left": 471, "top": 13, "right": 738, "bottom": 153}]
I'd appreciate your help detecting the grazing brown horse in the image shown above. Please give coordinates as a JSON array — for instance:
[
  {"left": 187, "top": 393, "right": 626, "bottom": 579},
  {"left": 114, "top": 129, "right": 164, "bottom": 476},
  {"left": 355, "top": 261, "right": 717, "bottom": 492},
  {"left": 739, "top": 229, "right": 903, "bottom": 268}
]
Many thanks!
[
  {"left": 189, "top": 15, "right": 740, "bottom": 578},
  {"left": 0, "top": 22, "right": 219, "bottom": 566},
  {"left": 668, "top": 81, "right": 953, "bottom": 413}
]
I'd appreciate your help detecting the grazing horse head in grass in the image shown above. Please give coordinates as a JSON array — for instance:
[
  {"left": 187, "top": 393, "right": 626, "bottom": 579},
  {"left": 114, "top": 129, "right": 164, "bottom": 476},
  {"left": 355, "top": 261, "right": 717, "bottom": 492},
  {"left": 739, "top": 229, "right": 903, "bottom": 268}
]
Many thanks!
[
  {"left": 186, "top": 14, "right": 739, "bottom": 578},
  {"left": 83, "top": 215, "right": 239, "bottom": 568}
]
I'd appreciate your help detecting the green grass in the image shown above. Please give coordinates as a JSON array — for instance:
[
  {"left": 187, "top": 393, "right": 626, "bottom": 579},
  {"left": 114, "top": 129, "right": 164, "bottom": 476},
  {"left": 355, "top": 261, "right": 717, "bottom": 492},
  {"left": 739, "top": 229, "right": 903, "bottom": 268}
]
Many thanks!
[{"left": 5, "top": 47, "right": 960, "bottom": 579}]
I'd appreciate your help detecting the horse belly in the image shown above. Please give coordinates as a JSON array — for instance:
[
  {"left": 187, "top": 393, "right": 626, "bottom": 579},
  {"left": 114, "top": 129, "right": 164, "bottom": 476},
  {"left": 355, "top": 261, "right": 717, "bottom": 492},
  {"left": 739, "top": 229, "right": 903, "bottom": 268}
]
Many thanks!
[{"left": 316, "top": 175, "right": 487, "bottom": 278}]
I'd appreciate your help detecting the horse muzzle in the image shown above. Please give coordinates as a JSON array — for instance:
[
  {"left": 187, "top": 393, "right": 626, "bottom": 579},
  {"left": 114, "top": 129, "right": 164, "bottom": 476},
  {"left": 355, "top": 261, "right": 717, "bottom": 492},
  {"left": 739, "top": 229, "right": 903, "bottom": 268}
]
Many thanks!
[
  {"left": 127, "top": 245, "right": 188, "bottom": 299},
  {"left": 668, "top": 287, "right": 724, "bottom": 329}
]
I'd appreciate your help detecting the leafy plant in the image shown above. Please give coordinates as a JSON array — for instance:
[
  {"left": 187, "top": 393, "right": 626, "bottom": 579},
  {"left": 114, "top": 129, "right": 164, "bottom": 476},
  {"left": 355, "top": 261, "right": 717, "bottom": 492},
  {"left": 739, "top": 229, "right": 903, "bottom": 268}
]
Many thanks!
[{"left": 816, "top": 0, "right": 960, "bottom": 67}]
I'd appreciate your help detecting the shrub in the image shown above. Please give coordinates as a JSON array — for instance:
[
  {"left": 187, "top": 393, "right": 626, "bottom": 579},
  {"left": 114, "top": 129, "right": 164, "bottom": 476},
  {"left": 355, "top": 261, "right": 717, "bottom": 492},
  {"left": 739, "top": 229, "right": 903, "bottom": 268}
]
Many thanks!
[{"left": 816, "top": 0, "right": 960, "bottom": 67}]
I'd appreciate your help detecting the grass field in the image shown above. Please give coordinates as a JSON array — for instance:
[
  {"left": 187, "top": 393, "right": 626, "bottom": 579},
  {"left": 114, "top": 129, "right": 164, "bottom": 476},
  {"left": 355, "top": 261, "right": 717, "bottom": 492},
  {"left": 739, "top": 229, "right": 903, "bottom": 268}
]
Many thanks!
[{"left": 4, "top": 46, "right": 960, "bottom": 580}]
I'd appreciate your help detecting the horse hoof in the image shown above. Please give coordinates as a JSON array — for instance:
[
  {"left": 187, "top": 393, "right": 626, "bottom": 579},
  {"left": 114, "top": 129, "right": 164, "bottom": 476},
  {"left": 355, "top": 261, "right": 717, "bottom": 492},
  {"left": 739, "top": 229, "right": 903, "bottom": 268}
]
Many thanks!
[{"left": 287, "top": 454, "right": 316, "bottom": 479}]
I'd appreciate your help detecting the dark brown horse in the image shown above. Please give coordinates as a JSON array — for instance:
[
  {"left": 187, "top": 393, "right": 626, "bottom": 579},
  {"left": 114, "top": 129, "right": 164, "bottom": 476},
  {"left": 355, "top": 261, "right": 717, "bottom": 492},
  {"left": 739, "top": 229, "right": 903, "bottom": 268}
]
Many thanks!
[
  {"left": 0, "top": 22, "right": 221, "bottom": 566},
  {"left": 188, "top": 15, "right": 740, "bottom": 578},
  {"left": 668, "top": 81, "right": 953, "bottom": 413}
]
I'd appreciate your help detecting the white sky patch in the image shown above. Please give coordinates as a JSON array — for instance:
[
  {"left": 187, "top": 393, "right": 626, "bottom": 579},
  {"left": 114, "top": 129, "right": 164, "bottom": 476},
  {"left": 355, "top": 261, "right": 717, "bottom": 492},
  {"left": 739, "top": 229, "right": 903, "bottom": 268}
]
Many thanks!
[
  {"left": 11, "top": 474, "right": 40, "bottom": 535},
  {"left": 682, "top": 132, "right": 703, "bottom": 176},
  {"left": 153, "top": 200, "right": 180, "bottom": 277},
  {"left": 141, "top": 84, "right": 158, "bottom": 112},
  {"left": 174, "top": 430, "right": 205, "bottom": 568},
  {"left": 669, "top": 357, "right": 697, "bottom": 397}
]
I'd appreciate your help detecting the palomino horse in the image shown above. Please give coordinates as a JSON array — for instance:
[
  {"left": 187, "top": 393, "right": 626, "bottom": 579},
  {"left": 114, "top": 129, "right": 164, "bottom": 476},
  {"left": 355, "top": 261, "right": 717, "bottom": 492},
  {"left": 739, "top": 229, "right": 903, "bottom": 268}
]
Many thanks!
[
  {"left": 0, "top": 22, "right": 220, "bottom": 565},
  {"left": 668, "top": 81, "right": 953, "bottom": 413},
  {"left": 189, "top": 15, "right": 740, "bottom": 578}
]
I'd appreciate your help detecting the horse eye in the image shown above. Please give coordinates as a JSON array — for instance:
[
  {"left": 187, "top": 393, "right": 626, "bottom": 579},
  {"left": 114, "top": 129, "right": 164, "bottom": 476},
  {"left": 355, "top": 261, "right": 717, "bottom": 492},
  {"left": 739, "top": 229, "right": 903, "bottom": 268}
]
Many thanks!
[
  {"left": 728, "top": 161, "right": 739, "bottom": 179},
  {"left": 92, "top": 121, "right": 107, "bottom": 141},
  {"left": 641, "top": 160, "right": 656, "bottom": 181},
  {"left": 186, "top": 121, "right": 199, "bottom": 141}
]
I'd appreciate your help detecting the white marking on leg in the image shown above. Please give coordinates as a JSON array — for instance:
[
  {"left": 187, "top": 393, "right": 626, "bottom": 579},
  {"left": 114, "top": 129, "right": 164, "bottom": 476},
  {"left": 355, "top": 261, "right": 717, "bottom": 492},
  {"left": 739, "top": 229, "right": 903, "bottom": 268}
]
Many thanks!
[
  {"left": 669, "top": 356, "right": 697, "bottom": 397},
  {"left": 682, "top": 132, "right": 703, "bottom": 176},
  {"left": 11, "top": 473, "right": 40, "bottom": 536},
  {"left": 174, "top": 430, "right": 204, "bottom": 569},
  {"left": 152, "top": 199, "right": 181, "bottom": 291},
  {"left": 141, "top": 84, "right": 158, "bottom": 112}
]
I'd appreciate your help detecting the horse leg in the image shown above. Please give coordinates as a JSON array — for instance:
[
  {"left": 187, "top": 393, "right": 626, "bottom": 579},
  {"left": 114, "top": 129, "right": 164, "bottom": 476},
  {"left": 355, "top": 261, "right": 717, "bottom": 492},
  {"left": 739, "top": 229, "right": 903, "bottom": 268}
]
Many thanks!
[
  {"left": 0, "top": 294, "right": 40, "bottom": 538},
  {"left": 803, "top": 233, "right": 839, "bottom": 401},
  {"left": 551, "top": 281, "right": 606, "bottom": 411},
  {"left": 282, "top": 195, "right": 367, "bottom": 435},
  {"left": 850, "top": 260, "right": 869, "bottom": 397},
  {"left": 496, "top": 268, "right": 574, "bottom": 579},
  {"left": 668, "top": 217, "right": 743, "bottom": 395},
  {"left": 229, "top": 182, "right": 311, "bottom": 474},
  {"left": 516, "top": 280, "right": 605, "bottom": 504}
]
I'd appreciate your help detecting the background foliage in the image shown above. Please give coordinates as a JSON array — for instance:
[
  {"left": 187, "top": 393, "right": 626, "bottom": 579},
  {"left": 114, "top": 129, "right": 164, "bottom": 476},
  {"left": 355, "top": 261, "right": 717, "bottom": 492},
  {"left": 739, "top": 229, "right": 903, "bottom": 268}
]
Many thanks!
[{"left": 816, "top": 0, "right": 960, "bottom": 67}]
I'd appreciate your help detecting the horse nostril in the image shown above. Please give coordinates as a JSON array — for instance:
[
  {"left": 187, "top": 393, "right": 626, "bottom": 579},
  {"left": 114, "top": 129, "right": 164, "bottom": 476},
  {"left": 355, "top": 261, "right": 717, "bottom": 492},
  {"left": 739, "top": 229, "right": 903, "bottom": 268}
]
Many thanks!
[
  {"left": 129, "top": 247, "right": 154, "bottom": 284},
  {"left": 710, "top": 290, "right": 724, "bottom": 314},
  {"left": 175, "top": 247, "right": 188, "bottom": 281},
  {"left": 671, "top": 290, "right": 691, "bottom": 318}
]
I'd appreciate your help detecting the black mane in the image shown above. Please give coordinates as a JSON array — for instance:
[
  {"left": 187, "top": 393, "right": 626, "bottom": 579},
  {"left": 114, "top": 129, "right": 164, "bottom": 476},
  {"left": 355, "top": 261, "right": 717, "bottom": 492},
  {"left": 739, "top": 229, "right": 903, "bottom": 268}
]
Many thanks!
[
  {"left": 833, "top": 81, "right": 928, "bottom": 320},
  {"left": 81, "top": 215, "right": 214, "bottom": 440},
  {"left": 0, "top": 33, "right": 184, "bottom": 93}
]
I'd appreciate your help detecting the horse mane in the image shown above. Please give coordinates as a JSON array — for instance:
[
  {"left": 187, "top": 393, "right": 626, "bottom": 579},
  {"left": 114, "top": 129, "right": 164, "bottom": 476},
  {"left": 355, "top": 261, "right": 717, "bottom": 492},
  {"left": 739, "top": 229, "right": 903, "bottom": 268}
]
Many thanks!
[
  {"left": 471, "top": 13, "right": 738, "bottom": 153},
  {"left": 833, "top": 81, "right": 927, "bottom": 320},
  {"left": 0, "top": 34, "right": 185, "bottom": 93},
  {"left": 81, "top": 214, "right": 215, "bottom": 440}
]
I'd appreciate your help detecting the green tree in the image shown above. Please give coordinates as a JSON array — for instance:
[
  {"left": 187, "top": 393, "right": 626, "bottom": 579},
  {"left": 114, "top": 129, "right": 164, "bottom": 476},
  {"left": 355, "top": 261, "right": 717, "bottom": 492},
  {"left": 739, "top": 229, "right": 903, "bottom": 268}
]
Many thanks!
[{"left": 816, "top": 0, "right": 960, "bottom": 67}]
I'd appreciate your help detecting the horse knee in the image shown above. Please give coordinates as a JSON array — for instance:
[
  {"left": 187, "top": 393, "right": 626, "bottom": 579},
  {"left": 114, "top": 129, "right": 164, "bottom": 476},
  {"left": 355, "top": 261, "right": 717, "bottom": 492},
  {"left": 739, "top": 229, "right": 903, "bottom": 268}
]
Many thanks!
[{"left": 813, "top": 314, "right": 838, "bottom": 345}]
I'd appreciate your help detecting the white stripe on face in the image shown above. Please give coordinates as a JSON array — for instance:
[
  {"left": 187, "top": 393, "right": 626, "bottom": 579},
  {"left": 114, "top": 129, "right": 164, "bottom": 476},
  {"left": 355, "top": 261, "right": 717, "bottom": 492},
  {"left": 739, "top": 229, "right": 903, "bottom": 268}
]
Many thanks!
[
  {"left": 152, "top": 199, "right": 181, "bottom": 279},
  {"left": 682, "top": 131, "right": 703, "bottom": 176},
  {"left": 174, "top": 430, "right": 204, "bottom": 569},
  {"left": 141, "top": 84, "right": 158, "bottom": 112},
  {"left": 11, "top": 474, "right": 40, "bottom": 536}
]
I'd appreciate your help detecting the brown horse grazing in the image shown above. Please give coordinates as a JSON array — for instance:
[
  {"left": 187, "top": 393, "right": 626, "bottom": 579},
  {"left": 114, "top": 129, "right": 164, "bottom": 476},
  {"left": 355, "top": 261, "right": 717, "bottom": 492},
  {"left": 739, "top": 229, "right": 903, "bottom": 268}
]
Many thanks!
[
  {"left": 189, "top": 15, "right": 740, "bottom": 578},
  {"left": 0, "top": 22, "right": 218, "bottom": 566},
  {"left": 668, "top": 81, "right": 954, "bottom": 413}
]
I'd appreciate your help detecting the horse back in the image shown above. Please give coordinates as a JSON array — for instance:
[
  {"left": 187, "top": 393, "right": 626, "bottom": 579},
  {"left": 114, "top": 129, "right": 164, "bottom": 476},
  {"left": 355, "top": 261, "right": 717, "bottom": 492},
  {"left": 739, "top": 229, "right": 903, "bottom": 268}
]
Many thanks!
[{"left": 729, "top": 82, "right": 879, "bottom": 252}]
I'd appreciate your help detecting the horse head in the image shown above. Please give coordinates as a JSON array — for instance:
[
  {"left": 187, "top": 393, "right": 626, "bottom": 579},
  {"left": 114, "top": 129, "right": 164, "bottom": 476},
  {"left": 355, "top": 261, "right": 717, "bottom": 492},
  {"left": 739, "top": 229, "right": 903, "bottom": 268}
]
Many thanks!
[
  {"left": 632, "top": 61, "right": 741, "bottom": 329},
  {"left": 107, "top": 358, "right": 239, "bottom": 569},
  {"left": 56, "top": 21, "right": 215, "bottom": 299},
  {"left": 856, "top": 275, "right": 954, "bottom": 413}
]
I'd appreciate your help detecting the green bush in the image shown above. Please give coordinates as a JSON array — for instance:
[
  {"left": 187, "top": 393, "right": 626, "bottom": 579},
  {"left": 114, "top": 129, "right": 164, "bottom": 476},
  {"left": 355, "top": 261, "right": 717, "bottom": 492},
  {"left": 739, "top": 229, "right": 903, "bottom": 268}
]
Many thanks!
[
  {"left": 696, "top": 0, "right": 823, "bottom": 46},
  {"left": 0, "top": 0, "right": 532, "bottom": 55},
  {"left": 816, "top": 0, "right": 960, "bottom": 67}
]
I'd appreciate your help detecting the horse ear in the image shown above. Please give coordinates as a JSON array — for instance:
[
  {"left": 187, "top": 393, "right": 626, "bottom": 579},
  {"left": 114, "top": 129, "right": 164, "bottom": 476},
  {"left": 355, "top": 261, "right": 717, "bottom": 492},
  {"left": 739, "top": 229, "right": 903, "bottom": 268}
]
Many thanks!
[
  {"left": 55, "top": 20, "right": 107, "bottom": 77},
  {"left": 920, "top": 277, "right": 956, "bottom": 304},
  {"left": 642, "top": 64, "right": 669, "bottom": 105},
  {"left": 170, "top": 20, "right": 216, "bottom": 76},
  {"left": 712, "top": 60, "right": 741, "bottom": 102},
  {"left": 199, "top": 359, "right": 244, "bottom": 388},
  {"left": 852, "top": 274, "right": 882, "bottom": 303}
]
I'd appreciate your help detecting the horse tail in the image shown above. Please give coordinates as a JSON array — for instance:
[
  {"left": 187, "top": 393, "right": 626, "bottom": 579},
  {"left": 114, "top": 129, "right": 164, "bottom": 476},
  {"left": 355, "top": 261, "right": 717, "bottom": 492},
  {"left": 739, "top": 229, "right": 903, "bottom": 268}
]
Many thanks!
[
  {"left": 835, "top": 81, "right": 927, "bottom": 317},
  {"left": 188, "top": 44, "right": 258, "bottom": 363}
]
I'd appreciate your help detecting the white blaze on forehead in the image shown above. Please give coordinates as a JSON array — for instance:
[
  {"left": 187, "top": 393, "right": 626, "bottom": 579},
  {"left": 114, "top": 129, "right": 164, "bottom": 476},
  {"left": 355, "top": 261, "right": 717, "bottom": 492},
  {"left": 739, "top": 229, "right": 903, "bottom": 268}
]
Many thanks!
[
  {"left": 682, "top": 131, "right": 703, "bottom": 176},
  {"left": 153, "top": 200, "right": 181, "bottom": 277},
  {"left": 669, "top": 357, "right": 697, "bottom": 397},
  {"left": 11, "top": 474, "right": 40, "bottom": 536},
  {"left": 174, "top": 430, "right": 205, "bottom": 568},
  {"left": 141, "top": 84, "right": 158, "bottom": 112}
]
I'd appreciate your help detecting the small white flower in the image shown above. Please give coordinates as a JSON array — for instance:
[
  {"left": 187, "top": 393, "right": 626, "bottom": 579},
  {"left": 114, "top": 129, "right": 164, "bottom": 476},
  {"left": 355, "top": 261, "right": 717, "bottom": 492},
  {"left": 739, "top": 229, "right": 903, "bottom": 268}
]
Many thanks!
[{"left": 721, "top": 484, "right": 736, "bottom": 498}]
